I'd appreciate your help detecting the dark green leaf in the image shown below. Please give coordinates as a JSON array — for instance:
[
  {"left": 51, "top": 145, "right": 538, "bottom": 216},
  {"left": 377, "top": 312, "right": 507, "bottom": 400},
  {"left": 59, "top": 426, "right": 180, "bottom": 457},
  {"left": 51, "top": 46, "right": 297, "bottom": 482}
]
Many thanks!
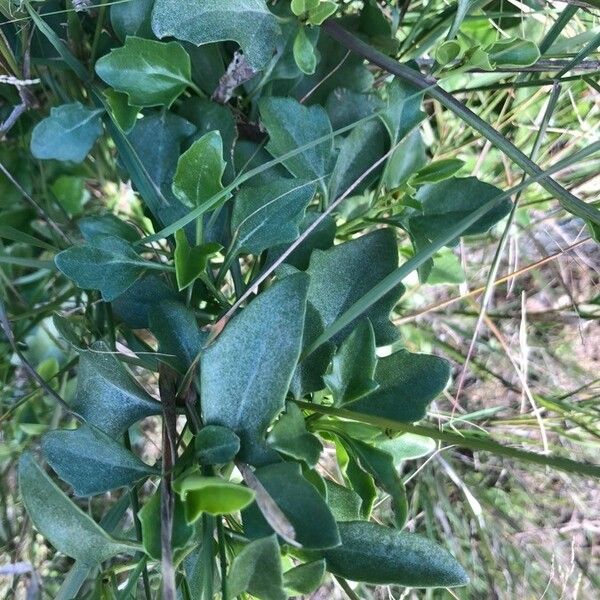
[
  {"left": 55, "top": 236, "right": 153, "bottom": 301},
  {"left": 149, "top": 300, "right": 205, "bottom": 372},
  {"left": 78, "top": 214, "right": 140, "bottom": 243},
  {"left": 19, "top": 453, "right": 138, "bottom": 565},
  {"left": 151, "top": 0, "right": 281, "bottom": 70},
  {"left": 379, "top": 78, "right": 425, "bottom": 145},
  {"left": 324, "top": 479, "right": 362, "bottom": 521},
  {"left": 30, "top": 102, "right": 103, "bottom": 163},
  {"left": 42, "top": 424, "right": 158, "bottom": 496},
  {"left": 228, "top": 536, "right": 286, "bottom": 600},
  {"left": 306, "top": 228, "right": 404, "bottom": 345},
  {"left": 267, "top": 402, "right": 322, "bottom": 467},
  {"left": 242, "top": 462, "right": 341, "bottom": 549},
  {"left": 72, "top": 342, "right": 161, "bottom": 438},
  {"left": 231, "top": 178, "right": 316, "bottom": 255},
  {"left": 324, "top": 319, "right": 379, "bottom": 406},
  {"left": 201, "top": 274, "right": 308, "bottom": 463},
  {"left": 95, "top": 37, "right": 192, "bottom": 107},
  {"left": 195, "top": 425, "right": 240, "bottom": 465},
  {"left": 260, "top": 97, "right": 333, "bottom": 189},
  {"left": 323, "top": 521, "right": 469, "bottom": 587},
  {"left": 110, "top": 0, "right": 154, "bottom": 41},
  {"left": 283, "top": 560, "right": 325, "bottom": 595},
  {"left": 349, "top": 349, "right": 451, "bottom": 423}
]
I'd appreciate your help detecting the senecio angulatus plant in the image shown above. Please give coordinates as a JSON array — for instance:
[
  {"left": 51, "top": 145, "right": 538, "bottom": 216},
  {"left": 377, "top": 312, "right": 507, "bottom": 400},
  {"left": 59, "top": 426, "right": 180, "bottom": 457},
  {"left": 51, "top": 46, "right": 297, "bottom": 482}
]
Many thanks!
[{"left": 2, "top": 0, "right": 599, "bottom": 599}]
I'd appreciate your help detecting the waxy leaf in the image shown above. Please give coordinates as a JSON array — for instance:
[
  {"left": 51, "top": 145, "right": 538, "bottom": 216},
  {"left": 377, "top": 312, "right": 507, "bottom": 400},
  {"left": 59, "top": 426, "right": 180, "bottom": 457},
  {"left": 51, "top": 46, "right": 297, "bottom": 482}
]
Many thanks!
[
  {"left": 174, "top": 229, "right": 221, "bottom": 290},
  {"left": 324, "top": 319, "right": 379, "bottom": 405},
  {"left": 323, "top": 521, "right": 469, "bottom": 587},
  {"left": 151, "top": 0, "right": 281, "bottom": 70},
  {"left": 325, "top": 480, "right": 363, "bottom": 521},
  {"left": 350, "top": 349, "right": 451, "bottom": 423},
  {"left": 30, "top": 102, "right": 103, "bottom": 163},
  {"left": 72, "top": 342, "right": 161, "bottom": 438},
  {"left": 110, "top": 0, "right": 154, "bottom": 41},
  {"left": 201, "top": 274, "right": 308, "bottom": 463},
  {"left": 228, "top": 536, "right": 286, "bottom": 600},
  {"left": 139, "top": 489, "right": 193, "bottom": 559},
  {"left": 487, "top": 37, "right": 540, "bottom": 68},
  {"left": 55, "top": 235, "right": 153, "bottom": 301},
  {"left": 260, "top": 97, "right": 333, "bottom": 188},
  {"left": 174, "top": 474, "right": 255, "bottom": 521},
  {"left": 78, "top": 214, "right": 140, "bottom": 243},
  {"left": 293, "top": 26, "right": 317, "bottom": 75},
  {"left": 231, "top": 178, "right": 316, "bottom": 255},
  {"left": 95, "top": 37, "right": 192, "bottom": 107},
  {"left": 19, "top": 453, "right": 137, "bottom": 565},
  {"left": 242, "top": 462, "right": 340, "bottom": 550},
  {"left": 267, "top": 402, "right": 323, "bottom": 467},
  {"left": 42, "top": 424, "right": 158, "bottom": 497},
  {"left": 103, "top": 89, "right": 139, "bottom": 133},
  {"left": 195, "top": 425, "right": 241, "bottom": 465},
  {"left": 378, "top": 433, "right": 437, "bottom": 465},
  {"left": 306, "top": 228, "right": 404, "bottom": 345},
  {"left": 172, "top": 130, "right": 227, "bottom": 209}
]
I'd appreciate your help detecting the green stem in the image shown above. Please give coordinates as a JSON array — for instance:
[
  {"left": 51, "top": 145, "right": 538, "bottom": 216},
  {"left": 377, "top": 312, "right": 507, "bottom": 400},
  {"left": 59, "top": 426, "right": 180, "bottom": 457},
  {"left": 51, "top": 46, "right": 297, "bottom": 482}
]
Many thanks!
[
  {"left": 294, "top": 400, "right": 600, "bottom": 478},
  {"left": 320, "top": 20, "right": 600, "bottom": 227}
]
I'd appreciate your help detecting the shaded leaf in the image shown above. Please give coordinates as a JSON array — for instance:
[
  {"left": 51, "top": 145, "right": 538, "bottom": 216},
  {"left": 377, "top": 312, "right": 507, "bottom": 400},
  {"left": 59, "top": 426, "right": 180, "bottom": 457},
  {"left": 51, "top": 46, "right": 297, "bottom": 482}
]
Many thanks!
[
  {"left": 231, "top": 178, "right": 316, "bottom": 255},
  {"left": 78, "top": 214, "right": 140, "bottom": 243},
  {"left": 195, "top": 425, "right": 240, "bottom": 465},
  {"left": 103, "top": 89, "right": 139, "bottom": 133},
  {"left": 30, "top": 102, "right": 103, "bottom": 163},
  {"left": 242, "top": 462, "right": 341, "bottom": 549},
  {"left": 378, "top": 433, "right": 437, "bottom": 465},
  {"left": 18, "top": 453, "right": 137, "bottom": 566},
  {"left": 324, "top": 479, "right": 362, "bottom": 521},
  {"left": 283, "top": 560, "right": 325, "bottom": 595},
  {"left": 42, "top": 424, "right": 158, "bottom": 497},
  {"left": 72, "top": 342, "right": 161, "bottom": 438},
  {"left": 228, "top": 536, "right": 286, "bottom": 600}
]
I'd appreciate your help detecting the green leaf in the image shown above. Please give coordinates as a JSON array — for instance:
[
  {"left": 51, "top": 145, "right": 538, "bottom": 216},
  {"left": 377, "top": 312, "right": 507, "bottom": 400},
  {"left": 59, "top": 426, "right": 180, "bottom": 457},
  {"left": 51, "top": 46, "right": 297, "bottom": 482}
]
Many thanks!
[
  {"left": 30, "top": 102, "right": 103, "bottom": 163},
  {"left": 201, "top": 274, "right": 309, "bottom": 463},
  {"left": 427, "top": 249, "right": 465, "bottom": 285},
  {"left": 174, "top": 230, "right": 222, "bottom": 290},
  {"left": 306, "top": 229, "right": 404, "bottom": 345},
  {"left": 378, "top": 433, "right": 437, "bottom": 465},
  {"left": 267, "top": 402, "right": 323, "bottom": 467},
  {"left": 151, "top": 0, "right": 282, "bottom": 70},
  {"left": 228, "top": 536, "right": 286, "bottom": 600},
  {"left": 349, "top": 349, "right": 451, "bottom": 423},
  {"left": 290, "top": 0, "right": 319, "bottom": 16},
  {"left": 172, "top": 130, "right": 227, "bottom": 209},
  {"left": 324, "top": 479, "right": 362, "bottom": 521},
  {"left": 284, "top": 560, "right": 325, "bottom": 595},
  {"left": 293, "top": 26, "right": 317, "bottom": 75},
  {"left": 380, "top": 78, "right": 425, "bottom": 145},
  {"left": 78, "top": 214, "right": 140, "bottom": 243},
  {"left": 195, "top": 425, "right": 241, "bottom": 465},
  {"left": 139, "top": 489, "right": 193, "bottom": 559},
  {"left": 95, "top": 37, "right": 192, "bottom": 107},
  {"left": 149, "top": 299, "right": 206, "bottom": 372},
  {"left": 42, "top": 424, "right": 158, "bottom": 497},
  {"left": 410, "top": 158, "right": 465, "bottom": 185},
  {"left": 436, "top": 40, "right": 462, "bottom": 64},
  {"left": 328, "top": 119, "right": 387, "bottom": 201},
  {"left": 50, "top": 175, "right": 89, "bottom": 216},
  {"left": 308, "top": 1, "right": 337, "bottom": 25},
  {"left": 342, "top": 438, "right": 407, "bottom": 528},
  {"left": 322, "top": 521, "right": 469, "bottom": 587},
  {"left": 18, "top": 453, "right": 138, "bottom": 565},
  {"left": 242, "top": 462, "right": 341, "bottom": 549},
  {"left": 487, "top": 37, "right": 540, "bottom": 68},
  {"left": 103, "top": 89, "right": 139, "bottom": 133},
  {"left": 110, "top": 0, "right": 154, "bottom": 41},
  {"left": 324, "top": 319, "right": 379, "bottom": 406},
  {"left": 72, "top": 342, "right": 161, "bottom": 438},
  {"left": 174, "top": 474, "right": 255, "bottom": 521},
  {"left": 55, "top": 236, "right": 154, "bottom": 301},
  {"left": 260, "top": 97, "right": 333, "bottom": 188},
  {"left": 231, "top": 178, "right": 316, "bottom": 255},
  {"left": 125, "top": 111, "right": 197, "bottom": 233},
  {"left": 326, "top": 88, "right": 383, "bottom": 131}
]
